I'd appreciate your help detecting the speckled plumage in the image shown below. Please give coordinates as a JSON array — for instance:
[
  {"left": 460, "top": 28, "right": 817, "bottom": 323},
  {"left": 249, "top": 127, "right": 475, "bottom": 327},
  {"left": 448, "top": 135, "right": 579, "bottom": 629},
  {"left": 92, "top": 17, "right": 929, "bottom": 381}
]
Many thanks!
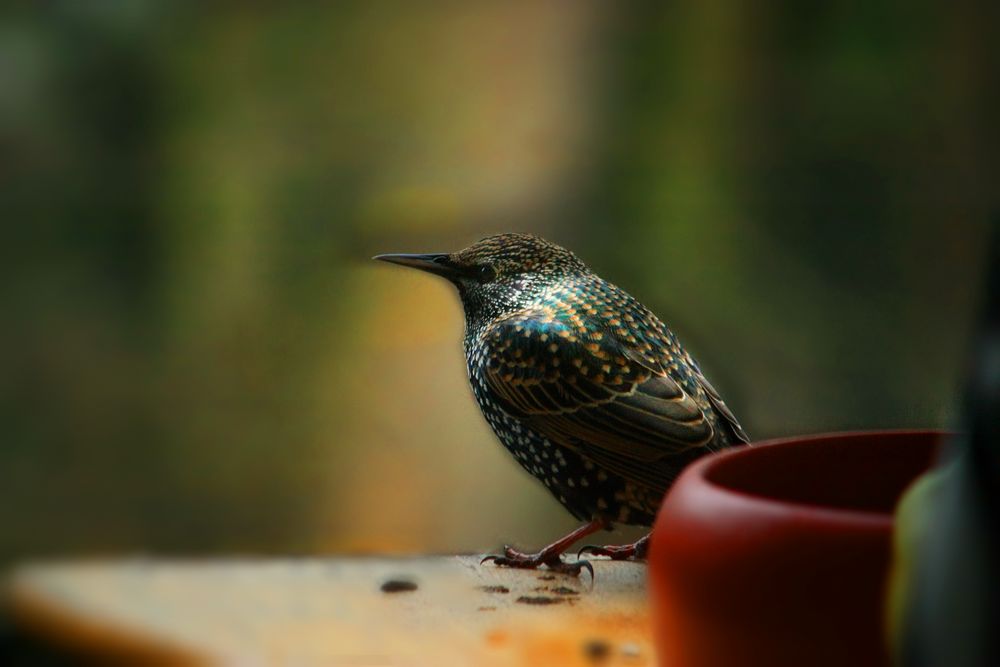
[{"left": 377, "top": 234, "right": 748, "bottom": 531}]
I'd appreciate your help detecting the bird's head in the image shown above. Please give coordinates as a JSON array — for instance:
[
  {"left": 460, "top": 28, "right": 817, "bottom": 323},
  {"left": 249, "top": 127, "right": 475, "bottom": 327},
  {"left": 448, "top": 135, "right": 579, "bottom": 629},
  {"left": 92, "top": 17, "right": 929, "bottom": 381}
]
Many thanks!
[{"left": 374, "top": 233, "right": 589, "bottom": 329}]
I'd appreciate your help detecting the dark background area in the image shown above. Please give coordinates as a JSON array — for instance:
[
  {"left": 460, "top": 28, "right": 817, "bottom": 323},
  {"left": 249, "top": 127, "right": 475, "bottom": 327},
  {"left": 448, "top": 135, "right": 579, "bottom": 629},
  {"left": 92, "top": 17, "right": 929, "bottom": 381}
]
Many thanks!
[{"left": 1, "top": 1, "right": 996, "bottom": 564}]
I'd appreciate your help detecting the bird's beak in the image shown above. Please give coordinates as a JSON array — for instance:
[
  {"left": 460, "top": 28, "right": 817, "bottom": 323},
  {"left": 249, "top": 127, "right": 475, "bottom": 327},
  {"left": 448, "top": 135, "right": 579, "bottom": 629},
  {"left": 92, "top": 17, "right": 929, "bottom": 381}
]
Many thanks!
[{"left": 372, "top": 252, "right": 464, "bottom": 280}]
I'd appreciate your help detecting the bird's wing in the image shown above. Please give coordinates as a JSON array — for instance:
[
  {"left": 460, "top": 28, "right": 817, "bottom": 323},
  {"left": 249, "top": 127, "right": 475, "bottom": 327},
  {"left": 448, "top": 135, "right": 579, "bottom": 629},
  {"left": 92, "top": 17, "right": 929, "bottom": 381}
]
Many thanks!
[
  {"left": 481, "top": 309, "right": 719, "bottom": 490},
  {"left": 696, "top": 370, "right": 750, "bottom": 444}
]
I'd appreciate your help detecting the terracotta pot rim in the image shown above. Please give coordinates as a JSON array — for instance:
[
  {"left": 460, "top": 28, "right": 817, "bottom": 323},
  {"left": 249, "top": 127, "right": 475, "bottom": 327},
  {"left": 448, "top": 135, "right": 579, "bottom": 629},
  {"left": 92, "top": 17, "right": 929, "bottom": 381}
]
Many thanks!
[{"left": 688, "top": 428, "right": 949, "bottom": 527}]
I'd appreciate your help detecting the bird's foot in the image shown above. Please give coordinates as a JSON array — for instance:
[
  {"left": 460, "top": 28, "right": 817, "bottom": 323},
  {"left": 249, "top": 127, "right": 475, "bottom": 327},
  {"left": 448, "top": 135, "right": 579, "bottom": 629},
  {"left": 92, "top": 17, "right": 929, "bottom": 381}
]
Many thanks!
[
  {"left": 480, "top": 518, "right": 607, "bottom": 578},
  {"left": 481, "top": 546, "right": 594, "bottom": 578},
  {"left": 577, "top": 533, "right": 650, "bottom": 561}
]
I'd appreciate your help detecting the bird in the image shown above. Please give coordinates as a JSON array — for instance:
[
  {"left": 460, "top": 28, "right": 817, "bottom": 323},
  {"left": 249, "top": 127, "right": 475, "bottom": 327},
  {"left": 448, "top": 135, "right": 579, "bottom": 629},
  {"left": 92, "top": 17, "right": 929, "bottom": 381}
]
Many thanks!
[{"left": 374, "top": 233, "right": 749, "bottom": 575}]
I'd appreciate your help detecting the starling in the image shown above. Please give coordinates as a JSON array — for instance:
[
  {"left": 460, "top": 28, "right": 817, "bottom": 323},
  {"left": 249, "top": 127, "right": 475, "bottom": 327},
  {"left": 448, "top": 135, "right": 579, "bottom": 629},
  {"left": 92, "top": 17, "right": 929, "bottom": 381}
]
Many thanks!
[{"left": 375, "top": 234, "right": 748, "bottom": 575}]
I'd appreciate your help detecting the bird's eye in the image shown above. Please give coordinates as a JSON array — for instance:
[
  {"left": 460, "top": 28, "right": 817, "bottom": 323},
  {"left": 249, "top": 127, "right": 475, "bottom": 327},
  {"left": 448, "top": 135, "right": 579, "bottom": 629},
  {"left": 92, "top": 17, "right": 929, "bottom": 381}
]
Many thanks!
[{"left": 477, "top": 265, "right": 496, "bottom": 281}]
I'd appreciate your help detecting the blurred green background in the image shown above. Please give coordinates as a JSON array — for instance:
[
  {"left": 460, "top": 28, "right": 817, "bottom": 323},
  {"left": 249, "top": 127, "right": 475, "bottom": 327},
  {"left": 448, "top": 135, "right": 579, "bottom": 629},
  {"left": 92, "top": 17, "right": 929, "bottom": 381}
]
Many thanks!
[{"left": 1, "top": 1, "right": 996, "bottom": 564}]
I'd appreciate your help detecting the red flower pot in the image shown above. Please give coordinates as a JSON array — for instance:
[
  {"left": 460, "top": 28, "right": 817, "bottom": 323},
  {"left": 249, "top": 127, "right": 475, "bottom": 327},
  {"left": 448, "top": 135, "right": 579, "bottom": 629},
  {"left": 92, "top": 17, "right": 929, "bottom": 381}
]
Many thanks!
[{"left": 648, "top": 430, "right": 944, "bottom": 667}]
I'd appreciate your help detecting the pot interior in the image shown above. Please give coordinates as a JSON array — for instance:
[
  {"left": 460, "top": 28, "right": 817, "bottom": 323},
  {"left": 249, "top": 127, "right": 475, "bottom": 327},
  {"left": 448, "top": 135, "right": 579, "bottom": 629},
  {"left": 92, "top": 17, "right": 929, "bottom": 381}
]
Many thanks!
[{"left": 704, "top": 431, "right": 942, "bottom": 514}]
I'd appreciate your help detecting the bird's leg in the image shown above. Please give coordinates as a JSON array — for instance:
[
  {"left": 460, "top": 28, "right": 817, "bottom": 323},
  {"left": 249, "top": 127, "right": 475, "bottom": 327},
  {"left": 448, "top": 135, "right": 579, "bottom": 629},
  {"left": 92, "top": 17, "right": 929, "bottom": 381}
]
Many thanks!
[
  {"left": 577, "top": 533, "right": 650, "bottom": 561},
  {"left": 481, "top": 517, "right": 608, "bottom": 577}
]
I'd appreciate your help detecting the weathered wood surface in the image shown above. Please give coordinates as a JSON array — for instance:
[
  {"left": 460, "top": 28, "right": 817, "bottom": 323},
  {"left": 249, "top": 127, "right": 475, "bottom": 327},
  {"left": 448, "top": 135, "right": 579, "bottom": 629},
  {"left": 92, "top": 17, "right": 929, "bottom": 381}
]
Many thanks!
[{"left": 8, "top": 556, "right": 654, "bottom": 665}]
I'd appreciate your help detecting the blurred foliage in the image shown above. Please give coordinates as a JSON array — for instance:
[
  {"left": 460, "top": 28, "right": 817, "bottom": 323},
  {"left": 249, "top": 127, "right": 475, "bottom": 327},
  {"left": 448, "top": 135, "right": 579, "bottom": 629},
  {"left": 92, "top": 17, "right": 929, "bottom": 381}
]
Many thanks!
[{"left": 0, "top": 1, "right": 996, "bottom": 563}]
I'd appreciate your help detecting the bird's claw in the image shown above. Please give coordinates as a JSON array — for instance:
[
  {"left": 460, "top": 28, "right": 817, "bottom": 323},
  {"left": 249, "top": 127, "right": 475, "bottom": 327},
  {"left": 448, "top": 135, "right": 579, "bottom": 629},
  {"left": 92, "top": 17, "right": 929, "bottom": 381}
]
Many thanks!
[
  {"left": 480, "top": 547, "right": 594, "bottom": 579},
  {"left": 571, "top": 558, "right": 595, "bottom": 580},
  {"left": 480, "top": 545, "right": 523, "bottom": 566}
]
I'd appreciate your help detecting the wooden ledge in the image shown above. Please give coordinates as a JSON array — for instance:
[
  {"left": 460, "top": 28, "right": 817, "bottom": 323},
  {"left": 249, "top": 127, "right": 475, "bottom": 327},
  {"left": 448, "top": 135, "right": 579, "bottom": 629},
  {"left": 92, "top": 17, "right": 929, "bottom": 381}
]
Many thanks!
[{"left": 8, "top": 556, "right": 653, "bottom": 665}]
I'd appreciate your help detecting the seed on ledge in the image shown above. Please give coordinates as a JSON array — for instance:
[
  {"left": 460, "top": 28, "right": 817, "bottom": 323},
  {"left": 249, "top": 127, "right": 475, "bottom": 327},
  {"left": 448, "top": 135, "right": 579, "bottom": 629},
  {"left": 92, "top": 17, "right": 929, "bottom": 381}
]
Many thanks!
[
  {"left": 583, "top": 638, "right": 611, "bottom": 661},
  {"left": 516, "top": 595, "right": 563, "bottom": 605},
  {"left": 380, "top": 578, "right": 418, "bottom": 593},
  {"left": 478, "top": 585, "right": 510, "bottom": 594}
]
